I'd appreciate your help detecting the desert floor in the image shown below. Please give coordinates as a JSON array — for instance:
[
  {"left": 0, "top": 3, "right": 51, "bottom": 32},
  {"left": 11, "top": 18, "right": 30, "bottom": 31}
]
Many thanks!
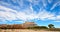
[{"left": 0, "top": 29, "right": 60, "bottom": 32}]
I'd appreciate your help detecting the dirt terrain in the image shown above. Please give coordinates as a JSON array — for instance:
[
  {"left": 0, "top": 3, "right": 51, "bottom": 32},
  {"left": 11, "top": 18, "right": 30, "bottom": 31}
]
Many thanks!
[{"left": 0, "top": 29, "right": 60, "bottom": 32}]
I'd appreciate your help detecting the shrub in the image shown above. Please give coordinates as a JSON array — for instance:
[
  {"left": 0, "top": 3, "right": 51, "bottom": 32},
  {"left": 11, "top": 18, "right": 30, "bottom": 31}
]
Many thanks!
[{"left": 27, "top": 26, "right": 48, "bottom": 29}]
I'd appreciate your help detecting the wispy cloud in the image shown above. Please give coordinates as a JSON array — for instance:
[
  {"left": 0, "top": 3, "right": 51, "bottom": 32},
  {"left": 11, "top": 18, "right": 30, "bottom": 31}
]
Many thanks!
[
  {"left": 50, "top": 1, "right": 60, "bottom": 10},
  {"left": 0, "top": 5, "right": 56, "bottom": 22},
  {"left": 0, "top": 0, "right": 60, "bottom": 23},
  {"left": 42, "top": 0, "right": 47, "bottom": 7},
  {"left": 48, "top": 0, "right": 53, "bottom": 3}
]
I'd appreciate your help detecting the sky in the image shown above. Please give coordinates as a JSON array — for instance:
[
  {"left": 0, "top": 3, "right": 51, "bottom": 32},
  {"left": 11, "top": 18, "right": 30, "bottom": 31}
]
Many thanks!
[{"left": 0, "top": 0, "right": 60, "bottom": 28}]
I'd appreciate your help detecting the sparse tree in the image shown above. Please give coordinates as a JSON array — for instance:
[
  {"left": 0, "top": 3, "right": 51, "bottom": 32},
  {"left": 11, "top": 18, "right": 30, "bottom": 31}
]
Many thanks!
[{"left": 48, "top": 24, "right": 55, "bottom": 28}]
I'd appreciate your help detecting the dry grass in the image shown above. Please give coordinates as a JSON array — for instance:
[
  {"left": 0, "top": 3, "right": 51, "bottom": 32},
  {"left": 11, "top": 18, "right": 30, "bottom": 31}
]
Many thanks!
[{"left": 0, "top": 29, "right": 60, "bottom": 32}]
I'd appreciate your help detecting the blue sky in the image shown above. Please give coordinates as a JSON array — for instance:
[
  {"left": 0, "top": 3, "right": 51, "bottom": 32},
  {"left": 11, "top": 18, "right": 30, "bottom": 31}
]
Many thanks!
[{"left": 0, "top": 0, "right": 60, "bottom": 28}]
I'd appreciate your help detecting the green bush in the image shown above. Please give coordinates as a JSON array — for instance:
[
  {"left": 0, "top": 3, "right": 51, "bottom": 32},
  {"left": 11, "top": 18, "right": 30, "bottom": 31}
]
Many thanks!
[{"left": 27, "top": 26, "right": 48, "bottom": 29}]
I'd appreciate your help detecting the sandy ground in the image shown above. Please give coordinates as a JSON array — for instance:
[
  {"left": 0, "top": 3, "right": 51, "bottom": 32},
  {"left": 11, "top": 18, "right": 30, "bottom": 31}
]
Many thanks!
[{"left": 0, "top": 29, "right": 60, "bottom": 32}]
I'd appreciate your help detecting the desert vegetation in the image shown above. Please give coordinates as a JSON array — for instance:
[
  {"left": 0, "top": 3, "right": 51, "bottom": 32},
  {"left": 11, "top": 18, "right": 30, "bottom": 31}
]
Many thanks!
[
  {"left": 0, "top": 22, "right": 60, "bottom": 32},
  {"left": 0, "top": 23, "right": 60, "bottom": 31}
]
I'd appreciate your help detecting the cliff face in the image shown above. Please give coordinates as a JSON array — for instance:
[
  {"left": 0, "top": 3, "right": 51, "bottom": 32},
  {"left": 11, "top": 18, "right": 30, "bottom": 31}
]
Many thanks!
[
  {"left": 22, "top": 22, "right": 37, "bottom": 28},
  {"left": 0, "top": 24, "right": 24, "bottom": 29},
  {"left": 0, "top": 22, "right": 36, "bottom": 29}
]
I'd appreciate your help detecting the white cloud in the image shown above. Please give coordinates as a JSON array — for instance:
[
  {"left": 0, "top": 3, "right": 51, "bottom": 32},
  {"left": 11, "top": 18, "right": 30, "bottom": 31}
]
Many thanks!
[
  {"left": 11, "top": 0, "right": 17, "bottom": 3},
  {"left": 50, "top": 1, "right": 60, "bottom": 10},
  {"left": 42, "top": 0, "right": 47, "bottom": 7},
  {"left": 47, "top": 15, "right": 60, "bottom": 21},
  {"left": 0, "top": 6, "right": 17, "bottom": 21},
  {"left": 53, "top": 20, "right": 60, "bottom": 22},
  {"left": 0, "top": 4, "right": 60, "bottom": 22},
  {"left": 48, "top": 0, "right": 53, "bottom": 3},
  {"left": 0, "top": 1, "right": 11, "bottom": 6},
  {"left": 0, "top": 5, "right": 54, "bottom": 21},
  {"left": 56, "top": 15, "right": 60, "bottom": 20},
  {"left": 28, "top": 0, "right": 32, "bottom": 3}
]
